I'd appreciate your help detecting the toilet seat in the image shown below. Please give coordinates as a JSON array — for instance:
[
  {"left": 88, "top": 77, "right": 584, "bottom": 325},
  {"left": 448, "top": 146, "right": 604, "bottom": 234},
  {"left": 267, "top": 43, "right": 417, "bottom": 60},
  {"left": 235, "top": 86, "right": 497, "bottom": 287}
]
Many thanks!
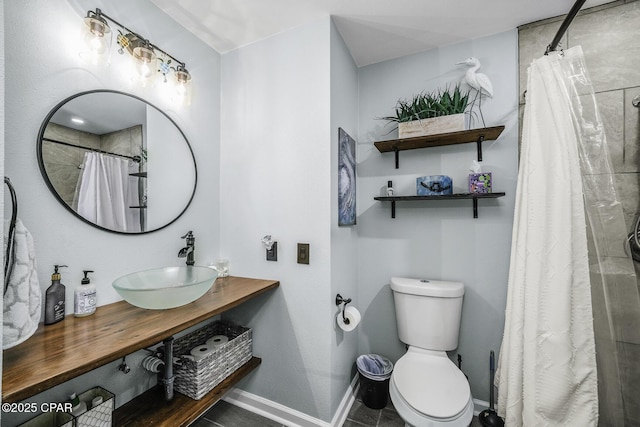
[
  {"left": 390, "top": 377, "right": 474, "bottom": 427},
  {"left": 392, "top": 348, "right": 471, "bottom": 420}
]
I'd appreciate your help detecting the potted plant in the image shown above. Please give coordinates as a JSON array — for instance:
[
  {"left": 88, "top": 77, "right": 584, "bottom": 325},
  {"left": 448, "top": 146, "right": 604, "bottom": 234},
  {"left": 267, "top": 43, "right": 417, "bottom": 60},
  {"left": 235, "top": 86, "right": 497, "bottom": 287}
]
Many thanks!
[{"left": 380, "top": 85, "right": 470, "bottom": 138}]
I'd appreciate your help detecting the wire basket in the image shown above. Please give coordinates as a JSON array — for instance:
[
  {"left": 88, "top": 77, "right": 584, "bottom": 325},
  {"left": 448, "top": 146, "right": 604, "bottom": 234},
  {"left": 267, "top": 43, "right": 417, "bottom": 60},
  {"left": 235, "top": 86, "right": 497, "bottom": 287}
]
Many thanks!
[
  {"left": 18, "top": 412, "right": 74, "bottom": 427},
  {"left": 76, "top": 387, "right": 114, "bottom": 427},
  {"left": 18, "top": 387, "right": 114, "bottom": 427},
  {"left": 173, "top": 320, "right": 252, "bottom": 400}
]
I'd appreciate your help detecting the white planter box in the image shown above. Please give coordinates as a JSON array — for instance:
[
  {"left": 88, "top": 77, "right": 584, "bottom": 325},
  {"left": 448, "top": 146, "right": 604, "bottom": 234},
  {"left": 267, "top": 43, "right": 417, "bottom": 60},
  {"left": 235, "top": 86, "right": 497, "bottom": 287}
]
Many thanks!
[{"left": 398, "top": 113, "right": 465, "bottom": 139}]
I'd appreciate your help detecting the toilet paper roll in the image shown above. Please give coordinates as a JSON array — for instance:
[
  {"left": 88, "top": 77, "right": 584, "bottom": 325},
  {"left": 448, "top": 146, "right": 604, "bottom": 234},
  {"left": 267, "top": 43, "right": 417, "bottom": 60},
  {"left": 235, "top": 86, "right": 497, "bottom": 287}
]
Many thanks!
[
  {"left": 142, "top": 355, "right": 165, "bottom": 373},
  {"left": 190, "top": 345, "right": 215, "bottom": 360},
  {"left": 205, "top": 335, "right": 229, "bottom": 349},
  {"left": 337, "top": 306, "right": 361, "bottom": 332}
]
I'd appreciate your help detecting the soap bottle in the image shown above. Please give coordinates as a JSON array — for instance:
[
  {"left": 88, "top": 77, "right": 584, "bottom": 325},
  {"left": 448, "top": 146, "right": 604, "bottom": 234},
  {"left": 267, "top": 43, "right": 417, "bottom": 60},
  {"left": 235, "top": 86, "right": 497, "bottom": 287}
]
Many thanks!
[
  {"left": 74, "top": 270, "right": 96, "bottom": 317},
  {"left": 387, "top": 180, "right": 394, "bottom": 196},
  {"left": 69, "top": 393, "right": 87, "bottom": 417},
  {"left": 45, "top": 265, "right": 67, "bottom": 325}
]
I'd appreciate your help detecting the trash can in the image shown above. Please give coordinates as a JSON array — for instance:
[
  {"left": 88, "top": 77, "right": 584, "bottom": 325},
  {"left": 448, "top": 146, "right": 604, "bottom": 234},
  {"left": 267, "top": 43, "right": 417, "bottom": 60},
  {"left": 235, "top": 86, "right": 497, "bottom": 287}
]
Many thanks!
[{"left": 356, "top": 354, "right": 394, "bottom": 409}]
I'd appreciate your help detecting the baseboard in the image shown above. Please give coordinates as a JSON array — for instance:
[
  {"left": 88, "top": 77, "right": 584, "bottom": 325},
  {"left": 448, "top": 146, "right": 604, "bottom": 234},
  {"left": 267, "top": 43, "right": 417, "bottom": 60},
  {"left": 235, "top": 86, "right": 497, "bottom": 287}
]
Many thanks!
[
  {"left": 473, "top": 398, "right": 489, "bottom": 416},
  {"left": 223, "top": 375, "right": 359, "bottom": 427},
  {"left": 330, "top": 375, "right": 359, "bottom": 427},
  {"left": 224, "top": 379, "right": 486, "bottom": 424}
]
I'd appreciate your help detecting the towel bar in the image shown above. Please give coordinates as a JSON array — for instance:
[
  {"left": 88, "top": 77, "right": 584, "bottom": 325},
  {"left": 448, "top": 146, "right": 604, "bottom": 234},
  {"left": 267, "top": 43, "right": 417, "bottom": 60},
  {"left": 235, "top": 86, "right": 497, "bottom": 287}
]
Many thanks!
[{"left": 4, "top": 176, "right": 17, "bottom": 294}]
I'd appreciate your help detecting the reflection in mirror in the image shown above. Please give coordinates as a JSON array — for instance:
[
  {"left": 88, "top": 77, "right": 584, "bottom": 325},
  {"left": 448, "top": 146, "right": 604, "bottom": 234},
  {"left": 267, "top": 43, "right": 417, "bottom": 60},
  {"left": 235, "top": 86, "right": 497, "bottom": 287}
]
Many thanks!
[{"left": 37, "top": 90, "right": 197, "bottom": 234}]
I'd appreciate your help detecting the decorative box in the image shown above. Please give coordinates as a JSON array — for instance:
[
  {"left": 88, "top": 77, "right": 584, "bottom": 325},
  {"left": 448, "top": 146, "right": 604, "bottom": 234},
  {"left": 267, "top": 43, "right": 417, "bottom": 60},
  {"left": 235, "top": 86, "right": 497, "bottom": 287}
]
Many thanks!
[
  {"left": 468, "top": 173, "right": 492, "bottom": 193},
  {"left": 398, "top": 114, "right": 465, "bottom": 139},
  {"left": 416, "top": 175, "right": 453, "bottom": 195}
]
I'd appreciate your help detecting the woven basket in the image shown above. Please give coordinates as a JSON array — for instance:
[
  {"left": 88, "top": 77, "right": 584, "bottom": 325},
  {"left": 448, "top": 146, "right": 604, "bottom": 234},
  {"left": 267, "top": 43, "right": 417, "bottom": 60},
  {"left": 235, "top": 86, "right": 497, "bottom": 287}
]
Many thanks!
[{"left": 173, "top": 320, "right": 252, "bottom": 400}]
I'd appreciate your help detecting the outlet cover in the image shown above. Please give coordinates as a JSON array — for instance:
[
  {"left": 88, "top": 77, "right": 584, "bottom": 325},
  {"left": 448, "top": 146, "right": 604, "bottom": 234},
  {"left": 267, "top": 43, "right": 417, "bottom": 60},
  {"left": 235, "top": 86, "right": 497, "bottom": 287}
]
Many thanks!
[
  {"left": 266, "top": 242, "right": 278, "bottom": 261},
  {"left": 297, "top": 243, "right": 310, "bottom": 264}
]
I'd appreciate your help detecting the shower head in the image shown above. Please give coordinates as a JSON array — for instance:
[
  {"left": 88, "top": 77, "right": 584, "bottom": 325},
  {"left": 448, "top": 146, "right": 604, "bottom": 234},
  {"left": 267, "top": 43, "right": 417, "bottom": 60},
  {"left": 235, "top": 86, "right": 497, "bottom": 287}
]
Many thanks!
[{"left": 634, "top": 94, "right": 640, "bottom": 108}]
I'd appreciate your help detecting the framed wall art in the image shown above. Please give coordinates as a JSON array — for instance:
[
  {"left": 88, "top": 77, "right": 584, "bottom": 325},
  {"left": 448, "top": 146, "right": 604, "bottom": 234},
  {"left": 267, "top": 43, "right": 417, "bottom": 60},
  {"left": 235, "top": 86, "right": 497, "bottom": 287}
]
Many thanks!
[{"left": 338, "top": 128, "right": 356, "bottom": 226}]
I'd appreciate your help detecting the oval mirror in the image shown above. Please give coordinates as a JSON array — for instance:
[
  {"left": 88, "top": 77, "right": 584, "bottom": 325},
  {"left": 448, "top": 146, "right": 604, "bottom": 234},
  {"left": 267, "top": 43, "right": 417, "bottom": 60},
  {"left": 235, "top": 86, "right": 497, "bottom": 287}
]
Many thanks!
[{"left": 37, "top": 90, "right": 197, "bottom": 234}]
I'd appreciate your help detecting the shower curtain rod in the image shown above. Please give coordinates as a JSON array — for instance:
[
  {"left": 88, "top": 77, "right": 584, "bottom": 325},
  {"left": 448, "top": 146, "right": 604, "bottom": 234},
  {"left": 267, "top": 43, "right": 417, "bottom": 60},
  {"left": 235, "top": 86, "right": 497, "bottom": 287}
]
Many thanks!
[
  {"left": 545, "top": 0, "right": 587, "bottom": 55},
  {"left": 42, "top": 137, "right": 141, "bottom": 162}
]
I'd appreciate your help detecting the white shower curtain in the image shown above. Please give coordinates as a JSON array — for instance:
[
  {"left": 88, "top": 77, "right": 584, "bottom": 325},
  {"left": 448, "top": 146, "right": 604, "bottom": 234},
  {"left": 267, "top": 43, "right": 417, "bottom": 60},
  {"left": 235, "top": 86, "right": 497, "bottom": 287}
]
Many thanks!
[
  {"left": 496, "top": 47, "right": 598, "bottom": 426},
  {"left": 76, "top": 152, "right": 140, "bottom": 232}
]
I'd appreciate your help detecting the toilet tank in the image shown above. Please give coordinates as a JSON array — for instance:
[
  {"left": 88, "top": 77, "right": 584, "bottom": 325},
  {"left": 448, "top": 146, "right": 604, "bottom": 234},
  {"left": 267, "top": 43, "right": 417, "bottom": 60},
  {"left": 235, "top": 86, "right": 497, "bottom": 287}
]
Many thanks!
[{"left": 390, "top": 277, "right": 464, "bottom": 351}]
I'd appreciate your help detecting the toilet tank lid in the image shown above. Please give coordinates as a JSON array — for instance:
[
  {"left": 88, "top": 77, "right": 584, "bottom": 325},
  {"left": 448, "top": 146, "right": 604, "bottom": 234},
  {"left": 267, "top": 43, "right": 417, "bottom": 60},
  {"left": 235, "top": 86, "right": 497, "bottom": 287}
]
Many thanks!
[{"left": 390, "top": 277, "right": 464, "bottom": 297}]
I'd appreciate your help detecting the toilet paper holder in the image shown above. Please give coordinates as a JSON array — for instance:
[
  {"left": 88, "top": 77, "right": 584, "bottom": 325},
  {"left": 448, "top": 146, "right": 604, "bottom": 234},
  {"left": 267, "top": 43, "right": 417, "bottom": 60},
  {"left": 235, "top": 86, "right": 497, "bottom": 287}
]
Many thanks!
[{"left": 335, "top": 294, "right": 352, "bottom": 325}]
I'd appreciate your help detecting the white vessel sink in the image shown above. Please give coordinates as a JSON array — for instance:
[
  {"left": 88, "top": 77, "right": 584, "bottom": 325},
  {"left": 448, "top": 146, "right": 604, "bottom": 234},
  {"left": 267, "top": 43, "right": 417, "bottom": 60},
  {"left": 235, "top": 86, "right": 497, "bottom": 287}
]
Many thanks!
[{"left": 112, "top": 266, "right": 218, "bottom": 309}]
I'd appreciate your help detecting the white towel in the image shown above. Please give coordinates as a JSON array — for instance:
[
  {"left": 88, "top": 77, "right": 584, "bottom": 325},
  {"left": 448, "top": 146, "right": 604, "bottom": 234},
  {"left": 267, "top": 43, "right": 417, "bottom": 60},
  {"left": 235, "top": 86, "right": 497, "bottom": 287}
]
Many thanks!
[{"left": 3, "top": 218, "right": 41, "bottom": 349}]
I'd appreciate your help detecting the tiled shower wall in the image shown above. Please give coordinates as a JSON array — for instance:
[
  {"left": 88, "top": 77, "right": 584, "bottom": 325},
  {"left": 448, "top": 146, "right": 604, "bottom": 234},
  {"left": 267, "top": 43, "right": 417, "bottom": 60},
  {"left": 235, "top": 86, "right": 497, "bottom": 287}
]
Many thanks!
[
  {"left": 42, "top": 124, "right": 142, "bottom": 206},
  {"left": 519, "top": 1, "right": 640, "bottom": 425}
]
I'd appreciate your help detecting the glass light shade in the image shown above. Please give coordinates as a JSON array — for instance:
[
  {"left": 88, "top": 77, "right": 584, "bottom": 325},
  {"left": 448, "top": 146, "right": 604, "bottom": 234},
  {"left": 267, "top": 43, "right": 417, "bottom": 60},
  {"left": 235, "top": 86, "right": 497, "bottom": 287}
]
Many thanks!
[
  {"left": 79, "top": 16, "right": 112, "bottom": 65},
  {"left": 132, "top": 45, "right": 157, "bottom": 80},
  {"left": 174, "top": 68, "right": 192, "bottom": 105}
]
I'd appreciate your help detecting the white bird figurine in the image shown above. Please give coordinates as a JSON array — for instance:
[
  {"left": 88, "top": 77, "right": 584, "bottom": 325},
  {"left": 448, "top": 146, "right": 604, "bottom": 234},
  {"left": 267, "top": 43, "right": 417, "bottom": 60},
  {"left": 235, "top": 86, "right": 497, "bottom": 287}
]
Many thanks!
[
  {"left": 456, "top": 57, "right": 493, "bottom": 98},
  {"left": 456, "top": 57, "right": 493, "bottom": 127}
]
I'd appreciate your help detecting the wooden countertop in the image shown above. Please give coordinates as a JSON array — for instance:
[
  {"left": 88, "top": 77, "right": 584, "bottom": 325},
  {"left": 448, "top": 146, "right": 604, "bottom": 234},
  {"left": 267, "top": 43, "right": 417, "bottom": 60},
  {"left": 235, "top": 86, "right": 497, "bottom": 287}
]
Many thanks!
[{"left": 2, "top": 276, "right": 279, "bottom": 403}]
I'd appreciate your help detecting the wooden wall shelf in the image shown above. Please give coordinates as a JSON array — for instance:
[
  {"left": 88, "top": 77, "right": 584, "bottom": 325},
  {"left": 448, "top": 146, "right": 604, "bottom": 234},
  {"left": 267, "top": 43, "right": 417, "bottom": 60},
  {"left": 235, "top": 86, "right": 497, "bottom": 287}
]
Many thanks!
[
  {"left": 2, "top": 276, "right": 279, "bottom": 404},
  {"left": 374, "top": 126, "right": 505, "bottom": 168},
  {"left": 374, "top": 192, "right": 506, "bottom": 218}
]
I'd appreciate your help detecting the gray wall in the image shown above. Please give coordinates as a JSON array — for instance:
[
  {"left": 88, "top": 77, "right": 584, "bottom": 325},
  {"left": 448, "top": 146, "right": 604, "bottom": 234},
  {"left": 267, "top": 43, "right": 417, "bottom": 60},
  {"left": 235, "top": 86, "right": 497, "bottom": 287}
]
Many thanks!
[
  {"left": 3, "top": 0, "right": 220, "bottom": 425},
  {"left": 519, "top": 1, "right": 640, "bottom": 425},
  {"left": 356, "top": 30, "right": 519, "bottom": 403},
  {"left": 329, "top": 18, "right": 360, "bottom": 417},
  {"left": 219, "top": 17, "right": 335, "bottom": 422}
]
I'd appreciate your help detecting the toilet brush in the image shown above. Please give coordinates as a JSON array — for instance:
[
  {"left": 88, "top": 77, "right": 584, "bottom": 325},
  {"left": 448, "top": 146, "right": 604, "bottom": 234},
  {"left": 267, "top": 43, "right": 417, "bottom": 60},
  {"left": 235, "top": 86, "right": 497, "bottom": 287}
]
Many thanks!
[{"left": 479, "top": 351, "right": 504, "bottom": 427}]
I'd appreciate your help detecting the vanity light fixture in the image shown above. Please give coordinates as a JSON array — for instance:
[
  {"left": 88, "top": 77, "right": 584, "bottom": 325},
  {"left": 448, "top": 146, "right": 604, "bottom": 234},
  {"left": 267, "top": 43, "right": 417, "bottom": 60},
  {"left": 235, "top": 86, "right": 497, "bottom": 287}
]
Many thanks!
[{"left": 80, "top": 8, "right": 192, "bottom": 103}]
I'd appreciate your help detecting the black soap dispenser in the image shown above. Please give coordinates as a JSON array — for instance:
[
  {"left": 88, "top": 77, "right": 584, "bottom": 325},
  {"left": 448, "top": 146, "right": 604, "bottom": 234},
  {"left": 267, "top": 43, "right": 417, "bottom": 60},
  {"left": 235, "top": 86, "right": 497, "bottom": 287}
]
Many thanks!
[{"left": 45, "top": 265, "right": 68, "bottom": 325}]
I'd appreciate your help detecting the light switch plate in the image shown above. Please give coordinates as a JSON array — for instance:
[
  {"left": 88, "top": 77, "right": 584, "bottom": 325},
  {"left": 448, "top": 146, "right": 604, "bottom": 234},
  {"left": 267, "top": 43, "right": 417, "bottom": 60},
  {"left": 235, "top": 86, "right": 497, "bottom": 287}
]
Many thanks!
[{"left": 297, "top": 243, "right": 310, "bottom": 264}]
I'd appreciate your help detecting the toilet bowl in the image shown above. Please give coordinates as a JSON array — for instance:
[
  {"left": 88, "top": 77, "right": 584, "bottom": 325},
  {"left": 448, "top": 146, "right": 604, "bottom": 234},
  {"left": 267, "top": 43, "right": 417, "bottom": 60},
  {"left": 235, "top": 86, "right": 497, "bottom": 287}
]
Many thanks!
[
  {"left": 389, "top": 277, "right": 473, "bottom": 427},
  {"left": 389, "top": 347, "right": 474, "bottom": 427}
]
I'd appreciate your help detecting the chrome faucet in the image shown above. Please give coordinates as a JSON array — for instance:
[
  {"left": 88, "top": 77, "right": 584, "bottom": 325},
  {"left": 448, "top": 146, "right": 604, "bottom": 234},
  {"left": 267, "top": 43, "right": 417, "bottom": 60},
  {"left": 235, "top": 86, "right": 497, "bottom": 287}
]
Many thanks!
[{"left": 178, "top": 231, "right": 195, "bottom": 266}]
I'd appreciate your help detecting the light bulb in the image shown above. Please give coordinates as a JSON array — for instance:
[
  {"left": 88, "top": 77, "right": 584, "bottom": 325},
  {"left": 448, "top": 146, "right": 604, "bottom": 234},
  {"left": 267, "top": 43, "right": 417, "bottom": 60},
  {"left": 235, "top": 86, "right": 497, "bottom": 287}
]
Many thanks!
[
  {"left": 176, "top": 83, "right": 187, "bottom": 97},
  {"left": 85, "top": 33, "right": 107, "bottom": 54},
  {"left": 140, "top": 62, "right": 152, "bottom": 78},
  {"left": 133, "top": 45, "right": 157, "bottom": 80},
  {"left": 174, "top": 68, "right": 192, "bottom": 105}
]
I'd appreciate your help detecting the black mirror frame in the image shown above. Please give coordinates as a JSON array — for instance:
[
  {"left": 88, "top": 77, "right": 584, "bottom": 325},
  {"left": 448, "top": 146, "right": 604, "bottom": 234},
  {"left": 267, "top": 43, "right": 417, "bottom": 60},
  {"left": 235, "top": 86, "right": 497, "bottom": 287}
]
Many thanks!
[{"left": 36, "top": 89, "right": 198, "bottom": 235}]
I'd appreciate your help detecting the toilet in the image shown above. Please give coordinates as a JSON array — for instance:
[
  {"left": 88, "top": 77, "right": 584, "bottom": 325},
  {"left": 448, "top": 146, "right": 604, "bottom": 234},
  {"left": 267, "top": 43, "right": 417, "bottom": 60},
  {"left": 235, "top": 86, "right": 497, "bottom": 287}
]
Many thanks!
[{"left": 389, "top": 277, "right": 474, "bottom": 427}]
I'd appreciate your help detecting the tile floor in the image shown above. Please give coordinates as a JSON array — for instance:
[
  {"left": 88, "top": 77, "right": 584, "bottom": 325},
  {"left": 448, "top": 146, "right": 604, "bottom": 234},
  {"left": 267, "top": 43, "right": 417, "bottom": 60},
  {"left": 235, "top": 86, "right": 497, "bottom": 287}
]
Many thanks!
[{"left": 193, "top": 396, "right": 483, "bottom": 426}]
